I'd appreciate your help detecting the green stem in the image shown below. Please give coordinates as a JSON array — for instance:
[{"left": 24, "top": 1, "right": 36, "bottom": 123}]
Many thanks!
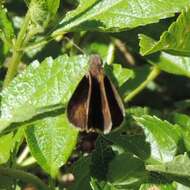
[
  {"left": 3, "top": 11, "right": 31, "bottom": 88},
  {"left": 125, "top": 66, "right": 161, "bottom": 103},
  {"left": 0, "top": 167, "right": 50, "bottom": 190},
  {"left": 49, "top": 177, "right": 56, "bottom": 190}
]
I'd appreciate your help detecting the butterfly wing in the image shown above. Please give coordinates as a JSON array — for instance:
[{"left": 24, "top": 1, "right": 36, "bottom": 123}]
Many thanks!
[
  {"left": 87, "top": 73, "right": 112, "bottom": 134},
  {"left": 67, "top": 76, "right": 90, "bottom": 130},
  {"left": 104, "top": 76, "right": 125, "bottom": 128}
]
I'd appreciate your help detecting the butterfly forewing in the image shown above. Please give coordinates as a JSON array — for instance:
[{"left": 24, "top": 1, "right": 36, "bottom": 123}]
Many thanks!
[
  {"left": 104, "top": 76, "right": 125, "bottom": 128},
  {"left": 67, "top": 76, "right": 90, "bottom": 130}
]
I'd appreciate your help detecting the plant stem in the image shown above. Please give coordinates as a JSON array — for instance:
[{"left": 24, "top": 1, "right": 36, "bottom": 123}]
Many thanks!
[
  {"left": 49, "top": 177, "right": 56, "bottom": 190},
  {"left": 0, "top": 167, "right": 50, "bottom": 190},
  {"left": 125, "top": 66, "right": 161, "bottom": 103},
  {"left": 3, "top": 11, "right": 31, "bottom": 88}
]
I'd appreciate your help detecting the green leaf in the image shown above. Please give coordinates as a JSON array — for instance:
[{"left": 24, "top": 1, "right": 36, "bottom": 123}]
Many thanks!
[
  {"left": 140, "top": 183, "right": 175, "bottom": 190},
  {"left": 169, "top": 112, "right": 190, "bottom": 152},
  {"left": 107, "top": 153, "right": 148, "bottom": 188},
  {"left": 0, "top": 128, "right": 24, "bottom": 164},
  {"left": 139, "top": 8, "right": 190, "bottom": 56},
  {"left": 29, "top": 0, "right": 60, "bottom": 33},
  {"left": 134, "top": 115, "right": 181, "bottom": 162},
  {"left": 90, "top": 137, "right": 115, "bottom": 180},
  {"left": 104, "top": 64, "right": 134, "bottom": 88},
  {"left": 53, "top": 0, "right": 189, "bottom": 34},
  {"left": 85, "top": 41, "right": 109, "bottom": 60},
  {"left": 0, "top": 7, "right": 14, "bottom": 46},
  {"left": 0, "top": 54, "right": 89, "bottom": 132},
  {"left": 90, "top": 178, "right": 118, "bottom": 190},
  {"left": 107, "top": 131, "right": 150, "bottom": 160},
  {"left": 68, "top": 156, "right": 91, "bottom": 190},
  {"left": 0, "top": 133, "right": 13, "bottom": 164},
  {"left": 25, "top": 114, "right": 78, "bottom": 177},
  {"left": 175, "top": 182, "right": 190, "bottom": 190},
  {"left": 120, "top": 65, "right": 150, "bottom": 97},
  {"left": 146, "top": 154, "right": 190, "bottom": 177},
  {"left": 148, "top": 52, "right": 190, "bottom": 78},
  {"left": 46, "top": 0, "right": 60, "bottom": 15}
]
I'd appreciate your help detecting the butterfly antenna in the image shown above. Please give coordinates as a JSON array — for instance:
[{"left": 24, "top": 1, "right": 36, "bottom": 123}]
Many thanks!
[{"left": 64, "top": 36, "right": 86, "bottom": 55}]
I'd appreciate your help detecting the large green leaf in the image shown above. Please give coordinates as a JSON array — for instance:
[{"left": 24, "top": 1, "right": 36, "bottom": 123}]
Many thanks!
[
  {"left": 25, "top": 114, "right": 78, "bottom": 177},
  {"left": 0, "top": 55, "right": 89, "bottom": 132},
  {"left": 134, "top": 115, "right": 181, "bottom": 162},
  {"left": 146, "top": 154, "right": 190, "bottom": 177},
  {"left": 139, "top": 8, "right": 190, "bottom": 56},
  {"left": 148, "top": 52, "right": 190, "bottom": 78},
  {"left": 53, "top": 0, "right": 189, "bottom": 34}
]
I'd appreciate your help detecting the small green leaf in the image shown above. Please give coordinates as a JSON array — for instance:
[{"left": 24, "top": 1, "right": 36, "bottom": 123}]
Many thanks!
[
  {"left": 53, "top": 0, "right": 189, "bottom": 34},
  {"left": 170, "top": 112, "right": 190, "bottom": 129},
  {"left": 68, "top": 157, "right": 91, "bottom": 190},
  {"left": 105, "top": 64, "right": 134, "bottom": 88},
  {"left": 0, "top": 133, "right": 13, "bottom": 164},
  {"left": 146, "top": 153, "right": 190, "bottom": 177},
  {"left": 25, "top": 114, "right": 78, "bottom": 177},
  {"left": 139, "top": 8, "right": 190, "bottom": 56},
  {"left": 148, "top": 52, "right": 190, "bottom": 78},
  {"left": 90, "top": 178, "right": 118, "bottom": 190},
  {"left": 47, "top": 0, "right": 60, "bottom": 15},
  {"left": 91, "top": 137, "right": 115, "bottom": 180},
  {"left": 29, "top": 0, "right": 60, "bottom": 33},
  {"left": 169, "top": 112, "right": 190, "bottom": 152},
  {"left": 107, "top": 131, "right": 150, "bottom": 160},
  {"left": 107, "top": 153, "right": 148, "bottom": 188},
  {"left": 0, "top": 128, "right": 24, "bottom": 164},
  {"left": 134, "top": 115, "right": 181, "bottom": 162},
  {"left": 120, "top": 65, "right": 150, "bottom": 97},
  {"left": 0, "top": 7, "right": 14, "bottom": 45},
  {"left": 0, "top": 54, "right": 89, "bottom": 132}
]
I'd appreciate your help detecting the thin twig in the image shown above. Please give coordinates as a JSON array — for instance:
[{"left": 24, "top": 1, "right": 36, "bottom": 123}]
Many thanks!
[
  {"left": 0, "top": 167, "right": 50, "bottom": 190},
  {"left": 125, "top": 66, "right": 161, "bottom": 103},
  {"left": 3, "top": 11, "right": 31, "bottom": 87},
  {"left": 106, "top": 43, "right": 115, "bottom": 65},
  {"left": 113, "top": 38, "right": 135, "bottom": 66}
]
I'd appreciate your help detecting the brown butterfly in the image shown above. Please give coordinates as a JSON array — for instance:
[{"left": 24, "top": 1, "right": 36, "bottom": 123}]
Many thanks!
[{"left": 67, "top": 55, "right": 125, "bottom": 134}]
